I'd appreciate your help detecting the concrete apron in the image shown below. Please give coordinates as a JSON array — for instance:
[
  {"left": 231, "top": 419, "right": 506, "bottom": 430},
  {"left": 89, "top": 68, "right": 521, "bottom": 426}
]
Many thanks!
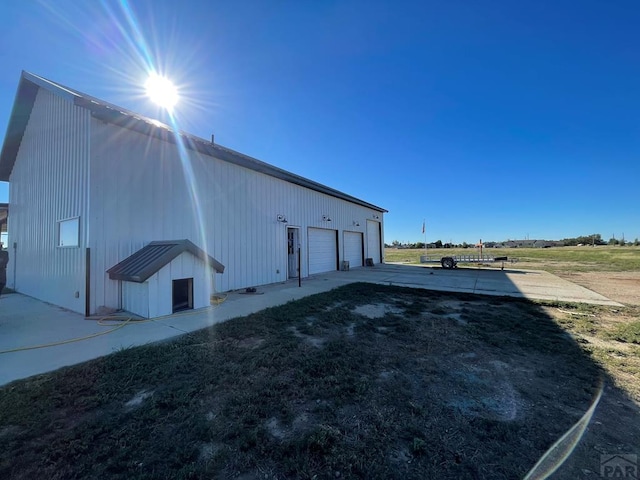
[{"left": 0, "top": 263, "right": 621, "bottom": 386}]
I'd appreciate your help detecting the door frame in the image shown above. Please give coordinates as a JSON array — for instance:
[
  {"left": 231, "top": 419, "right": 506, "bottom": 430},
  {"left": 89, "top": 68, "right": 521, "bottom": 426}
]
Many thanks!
[{"left": 287, "top": 226, "right": 301, "bottom": 279}]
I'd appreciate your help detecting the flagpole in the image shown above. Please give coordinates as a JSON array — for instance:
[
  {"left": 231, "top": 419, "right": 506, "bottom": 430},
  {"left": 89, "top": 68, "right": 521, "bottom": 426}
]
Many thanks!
[{"left": 423, "top": 218, "right": 427, "bottom": 256}]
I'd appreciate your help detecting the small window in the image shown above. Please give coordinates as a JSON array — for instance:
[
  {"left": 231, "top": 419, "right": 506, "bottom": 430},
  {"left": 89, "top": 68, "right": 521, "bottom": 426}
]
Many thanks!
[{"left": 58, "top": 217, "right": 79, "bottom": 247}]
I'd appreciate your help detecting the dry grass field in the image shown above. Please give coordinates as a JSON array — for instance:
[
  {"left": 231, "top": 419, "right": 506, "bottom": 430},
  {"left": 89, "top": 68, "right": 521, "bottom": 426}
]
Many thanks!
[{"left": 385, "top": 246, "right": 640, "bottom": 305}]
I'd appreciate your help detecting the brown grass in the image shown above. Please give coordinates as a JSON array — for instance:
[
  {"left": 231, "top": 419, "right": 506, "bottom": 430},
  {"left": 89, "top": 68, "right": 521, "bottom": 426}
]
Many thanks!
[{"left": 1, "top": 283, "right": 638, "bottom": 479}]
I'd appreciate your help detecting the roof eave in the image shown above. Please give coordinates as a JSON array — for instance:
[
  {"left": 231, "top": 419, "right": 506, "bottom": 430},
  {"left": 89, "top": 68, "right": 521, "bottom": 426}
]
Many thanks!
[
  {"left": 1, "top": 72, "right": 387, "bottom": 213},
  {"left": 109, "top": 273, "right": 145, "bottom": 283},
  {"left": 0, "top": 75, "right": 37, "bottom": 181}
]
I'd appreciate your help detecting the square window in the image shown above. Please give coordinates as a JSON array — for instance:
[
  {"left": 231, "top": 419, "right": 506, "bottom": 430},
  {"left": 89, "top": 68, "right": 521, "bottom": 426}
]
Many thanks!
[{"left": 58, "top": 217, "right": 79, "bottom": 247}]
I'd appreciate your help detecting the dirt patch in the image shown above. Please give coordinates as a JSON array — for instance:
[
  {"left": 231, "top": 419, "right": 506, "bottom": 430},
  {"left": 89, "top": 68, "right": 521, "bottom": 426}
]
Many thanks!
[
  {"left": 2, "top": 283, "right": 639, "bottom": 480},
  {"left": 265, "top": 417, "right": 287, "bottom": 440},
  {"left": 198, "top": 442, "right": 221, "bottom": 462},
  {"left": 441, "top": 359, "right": 523, "bottom": 421},
  {"left": 287, "top": 326, "right": 326, "bottom": 348},
  {"left": 353, "top": 303, "right": 404, "bottom": 318},
  {"left": 124, "top": 389, "right": 153, "bottom": 408},
  {"left": 345, "top": 322, "right": 356, "bottom": 337},
  {"left": 237, "top": 337, "right": 265, "bottom": 349},
  {"left": 265, "top": 410, "right": 316, "bottom": 443},
  {"left": 556, "top": 271, "right": 640, "bottom": 305}
]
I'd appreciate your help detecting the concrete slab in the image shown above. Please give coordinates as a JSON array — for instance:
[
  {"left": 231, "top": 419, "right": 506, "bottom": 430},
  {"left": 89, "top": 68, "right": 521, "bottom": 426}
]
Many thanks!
[{"left": 0, "top": 264, "right": 621, "bottom": 386}]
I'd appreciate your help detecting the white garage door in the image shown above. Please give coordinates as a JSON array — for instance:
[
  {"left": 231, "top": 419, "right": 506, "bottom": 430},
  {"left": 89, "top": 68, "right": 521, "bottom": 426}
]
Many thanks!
[
  {"left": 308, "top": 228, "right": 337, "bottom": 275},
  {"left": 366, "top": 220, "right": 381, "bottom": 264},
  {"left": 343, "top": 231, "right": 363, "bottom": 268}
]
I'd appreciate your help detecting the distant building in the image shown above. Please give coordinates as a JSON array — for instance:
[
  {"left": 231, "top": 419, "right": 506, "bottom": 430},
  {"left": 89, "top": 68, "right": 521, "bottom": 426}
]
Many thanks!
[{"left": 501, "top": 239, "right": 562, "bottom": 248}]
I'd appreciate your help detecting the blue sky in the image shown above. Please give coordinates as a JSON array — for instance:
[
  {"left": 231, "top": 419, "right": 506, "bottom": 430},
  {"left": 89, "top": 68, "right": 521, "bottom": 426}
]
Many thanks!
[{"left": 1, "top": 0, "right": 638, "bottom": 244}]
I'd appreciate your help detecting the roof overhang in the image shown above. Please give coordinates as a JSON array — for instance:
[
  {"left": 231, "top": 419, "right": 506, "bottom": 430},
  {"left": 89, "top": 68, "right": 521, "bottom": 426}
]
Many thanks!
[{"left": 0, "top": 71, "right": 387, "bottom": 213}]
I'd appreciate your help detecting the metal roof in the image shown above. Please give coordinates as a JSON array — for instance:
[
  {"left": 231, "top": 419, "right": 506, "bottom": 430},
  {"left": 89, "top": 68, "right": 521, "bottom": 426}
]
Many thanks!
[
  {"left": 107, "top": 240, "right": 225, "bottom": 283},
  {"left": 0, "top": 71, "right": 387, "bottom": 213}
]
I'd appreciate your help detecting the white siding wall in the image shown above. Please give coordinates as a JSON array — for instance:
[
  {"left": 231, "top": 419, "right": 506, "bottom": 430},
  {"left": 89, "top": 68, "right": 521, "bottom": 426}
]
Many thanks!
[
  {"left": 146, "top": 251, "right": 212, "bottom": 318},
  {"left": 7, "top": 89, "right": 90, "bottom": 313},
  {"left": 122, "top": 281, "right": 149, "bottom": 318},
  {"left": 88, "top": 121, "right": 384, "bottom": 313}
]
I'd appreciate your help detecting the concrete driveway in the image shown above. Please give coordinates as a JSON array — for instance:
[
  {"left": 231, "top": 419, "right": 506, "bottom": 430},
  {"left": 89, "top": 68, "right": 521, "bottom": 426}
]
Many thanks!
[{"left": 0, "top": 263, "right": 620, "bottom": 386}]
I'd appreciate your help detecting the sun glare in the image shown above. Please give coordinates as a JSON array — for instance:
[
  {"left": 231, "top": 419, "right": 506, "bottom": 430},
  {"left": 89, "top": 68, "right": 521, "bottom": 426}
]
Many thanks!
[{"left": 145, "top": 73, "right": 179, "bottom": 111}]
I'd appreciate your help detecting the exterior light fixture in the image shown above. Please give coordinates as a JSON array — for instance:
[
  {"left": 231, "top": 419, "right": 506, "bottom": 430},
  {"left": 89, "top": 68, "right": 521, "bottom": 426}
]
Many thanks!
[
  {"left": 322, "top": 215, "right": 332, "bottom": 222},
  {"left": 277, "top": 214, "right": 288, "bottom": 223},
  {"left": 353, "top": 221, "right": 360, "bottom": 227}
]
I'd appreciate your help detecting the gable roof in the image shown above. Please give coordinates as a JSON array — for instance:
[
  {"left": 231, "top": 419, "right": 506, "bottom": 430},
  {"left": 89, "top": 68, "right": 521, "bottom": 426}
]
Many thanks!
[
  {"left": 0, "top": 71, "right": 386, "bottom": 213},
  {"left": 107, "top": 240, "right": 225, "bottom": 283}
]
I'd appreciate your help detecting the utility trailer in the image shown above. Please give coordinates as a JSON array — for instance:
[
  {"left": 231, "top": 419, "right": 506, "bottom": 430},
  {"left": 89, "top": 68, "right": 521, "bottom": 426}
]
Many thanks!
[{"left": 420, "top": 254, "right": 518, "bottom": 270}]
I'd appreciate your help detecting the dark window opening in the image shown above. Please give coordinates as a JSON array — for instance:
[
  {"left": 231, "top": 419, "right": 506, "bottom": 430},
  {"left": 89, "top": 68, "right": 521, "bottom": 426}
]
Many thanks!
[{"left": 172, "top": 278, "right": 193, "bottom": 313}]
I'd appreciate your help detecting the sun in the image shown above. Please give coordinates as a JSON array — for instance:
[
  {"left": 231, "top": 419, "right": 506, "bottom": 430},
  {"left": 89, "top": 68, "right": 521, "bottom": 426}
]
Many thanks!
[{"left": 145, "top": 73, "right": 179, "bottom": 111}]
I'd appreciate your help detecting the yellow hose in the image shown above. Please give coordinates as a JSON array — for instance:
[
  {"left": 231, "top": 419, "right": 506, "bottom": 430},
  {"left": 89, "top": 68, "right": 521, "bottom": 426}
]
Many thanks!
[
  {"left": 0, "top": 316, "right": 132, "bottom": 354},
  {"left": 1, "top": 294, "right": 229, "bottom": 354}
]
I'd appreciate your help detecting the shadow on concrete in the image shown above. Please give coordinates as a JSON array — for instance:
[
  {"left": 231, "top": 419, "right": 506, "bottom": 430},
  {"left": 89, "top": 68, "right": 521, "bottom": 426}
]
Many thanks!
[{"left": 0, "top": 281, "right": 637, "bottom": 479}]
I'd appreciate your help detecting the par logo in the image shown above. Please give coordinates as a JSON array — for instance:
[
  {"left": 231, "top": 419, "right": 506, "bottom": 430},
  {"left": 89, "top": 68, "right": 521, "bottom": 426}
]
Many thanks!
[{"left": 600, "top": 454, "right": 637, "bottom": 479}]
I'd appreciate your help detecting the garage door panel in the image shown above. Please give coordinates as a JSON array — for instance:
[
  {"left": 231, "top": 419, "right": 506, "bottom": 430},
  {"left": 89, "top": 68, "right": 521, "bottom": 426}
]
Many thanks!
[
  {"left": 366, "top": 220, "right": 381, "bottom": 264},
  {"left": 309, "top": 228, "right": 337, "bottom": 275},
  {"left": 344, "top": 231, "right": 363, "bottom": 268}
]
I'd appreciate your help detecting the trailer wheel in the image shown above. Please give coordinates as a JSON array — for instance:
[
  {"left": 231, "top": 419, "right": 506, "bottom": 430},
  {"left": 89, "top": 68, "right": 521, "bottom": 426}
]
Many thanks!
[{"left": 441, "top": 257, "right": 455, "bottom": 269}]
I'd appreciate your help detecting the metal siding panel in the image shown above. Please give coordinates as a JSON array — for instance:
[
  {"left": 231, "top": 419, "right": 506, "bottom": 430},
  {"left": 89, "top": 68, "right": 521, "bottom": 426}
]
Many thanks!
[
  {"left": 7, "top": 89, "right": 89, "bottom": 313},
  {"left": 122, "top": 281, "right": 149, "bottom": 318},
  {"left": 88, "top": 120, "right": 383, "bottom": 307},
  {"left": 148, "top": 274, "right": 161, "bottom": 319},
  {"left": 156, "top": 265, "right": 172, "bottom": 316}
]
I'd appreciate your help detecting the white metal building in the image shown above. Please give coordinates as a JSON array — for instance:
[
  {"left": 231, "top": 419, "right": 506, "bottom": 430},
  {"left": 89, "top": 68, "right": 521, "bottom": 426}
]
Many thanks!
[{"left": 0, "top": 71, "right": 386, "bottom": 317}]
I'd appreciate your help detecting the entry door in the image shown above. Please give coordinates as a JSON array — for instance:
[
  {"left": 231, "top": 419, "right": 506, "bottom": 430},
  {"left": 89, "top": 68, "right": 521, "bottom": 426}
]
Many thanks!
[{"left": 287, "top": 228, "right": 300, "bottom": 278}]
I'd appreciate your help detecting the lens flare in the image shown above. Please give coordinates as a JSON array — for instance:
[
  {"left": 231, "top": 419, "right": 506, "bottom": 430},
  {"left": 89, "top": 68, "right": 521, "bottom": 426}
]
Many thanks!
[{"left": 145, "top": 73, "right": 179, "bottom": 111}]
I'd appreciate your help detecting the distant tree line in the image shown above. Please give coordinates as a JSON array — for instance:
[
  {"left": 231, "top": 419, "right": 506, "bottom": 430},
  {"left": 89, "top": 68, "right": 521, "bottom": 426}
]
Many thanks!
[
  {"left": 561, "top": 234, "right": 639, "bottom": 246},
  {"left": 387, "top": 234, "right": 640, "bottom": 249},
  {"left": 560, "top": 234, "right": 605, "bottom": 246},
  {"left": 387, "top": 240, "right": 459, "bottom": 249}
]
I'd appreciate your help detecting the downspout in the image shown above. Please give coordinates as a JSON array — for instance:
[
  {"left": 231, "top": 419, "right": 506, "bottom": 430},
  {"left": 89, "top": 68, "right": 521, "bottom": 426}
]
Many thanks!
[
  {"left": 85, "top": 247, "right": 90, "bottom": 317},
  {"left": 84, "top": 108, "right": 91, "bottom": 316},
  {"left": 12, "top": 241, "right": 16, "bottom": 289}
]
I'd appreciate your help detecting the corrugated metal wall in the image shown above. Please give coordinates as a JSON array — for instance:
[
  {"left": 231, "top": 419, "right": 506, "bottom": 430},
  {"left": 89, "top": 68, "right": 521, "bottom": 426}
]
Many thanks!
[
  {"left": 88, "top": 120, "right": 384, "bottom": 313},
  {"left": 7, "top": 88, "right": 90, "bottom": 313},
  {"left": 122, "top": 281, "right": 149, "bottom": 318}
]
